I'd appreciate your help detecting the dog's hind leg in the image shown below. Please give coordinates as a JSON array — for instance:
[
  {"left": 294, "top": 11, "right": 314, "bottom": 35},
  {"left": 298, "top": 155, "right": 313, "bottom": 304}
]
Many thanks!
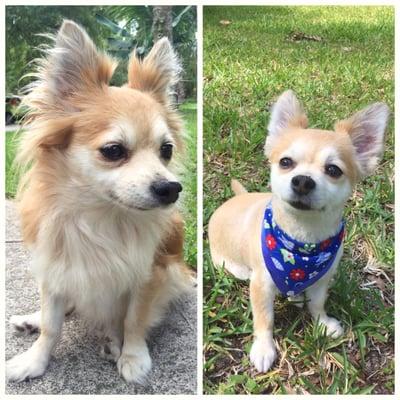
[
  {"left": 288, "top": 293, "right": 305, "bottom": 308},
  {"left": 100, "top": 324, "right": 123, "bottom": 363},
  {"left": 10, "top": 311, "right": 41, "bottom": 336},
  {"left": 10, "top": 302, "right": 74, "bottom": 336}
]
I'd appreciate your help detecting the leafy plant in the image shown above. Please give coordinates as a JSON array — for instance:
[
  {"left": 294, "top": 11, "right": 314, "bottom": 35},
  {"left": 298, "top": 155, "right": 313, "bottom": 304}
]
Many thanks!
[{"left": 96, "top": 6, "right": 197, "bottom": 97}]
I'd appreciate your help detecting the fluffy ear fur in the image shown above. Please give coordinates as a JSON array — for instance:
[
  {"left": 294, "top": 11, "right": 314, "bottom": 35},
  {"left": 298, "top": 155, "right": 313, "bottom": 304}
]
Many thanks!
[
  {"left": 19, "top": 20, "right": 117, "bottom": 164},
  {"left": 50, "top": 20, "right": 116, "bottom": 100},
  {"left": 127, "top": 37, "right": 180, "bottom": 103},
  {"left": 265, "top": 90, "right": 308, "bottom": 156},
  {"left": 335, "top": 103, "right": 389, "bottom": 177},
  {"left": 25, "top": 19, "right": 116, "bottom": 115}
]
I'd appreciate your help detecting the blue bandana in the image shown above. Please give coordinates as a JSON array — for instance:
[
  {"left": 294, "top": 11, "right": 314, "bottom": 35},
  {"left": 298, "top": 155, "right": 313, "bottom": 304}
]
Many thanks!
[{"left": 261, "top": 202, "right": 345, "bottom": 297}]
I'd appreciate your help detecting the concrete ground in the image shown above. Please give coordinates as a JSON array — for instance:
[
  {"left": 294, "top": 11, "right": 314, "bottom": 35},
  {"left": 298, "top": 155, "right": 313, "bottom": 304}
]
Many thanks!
[
  {"left": 5, "top": 200, "right": 197, "bottom": 394},
  {"left": 5, "top": 124, "right": 24, "bottom": 132}
]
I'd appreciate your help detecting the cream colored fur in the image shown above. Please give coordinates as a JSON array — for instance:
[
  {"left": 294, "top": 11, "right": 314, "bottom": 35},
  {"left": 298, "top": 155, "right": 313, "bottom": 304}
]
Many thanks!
[
  {"left": 209, "top": 90, "right": 389, "bottom": 373},
  {"left": 6, "top": 20, "right": 193, "bottom": 384}
]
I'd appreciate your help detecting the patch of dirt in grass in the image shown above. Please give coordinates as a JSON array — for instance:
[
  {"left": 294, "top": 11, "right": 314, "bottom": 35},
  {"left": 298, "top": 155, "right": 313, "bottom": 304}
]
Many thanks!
[
  {"left": 363, "top": 343, "right": 394, "bottom": 394},
  {"left": 206, "top": 335, "right": 247, "bottom": 380},
  {"left": 287, "top": 30, "right": 323, "bottom": 42}
]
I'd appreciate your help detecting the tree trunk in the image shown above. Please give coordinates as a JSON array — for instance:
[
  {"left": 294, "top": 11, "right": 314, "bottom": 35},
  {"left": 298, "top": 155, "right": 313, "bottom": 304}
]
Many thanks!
[
  {"left": 151, "top": 6, "right": 185, "bottom": 103},
  {"left": 152, "top": 6, "right": 173, "bottom": 42}
]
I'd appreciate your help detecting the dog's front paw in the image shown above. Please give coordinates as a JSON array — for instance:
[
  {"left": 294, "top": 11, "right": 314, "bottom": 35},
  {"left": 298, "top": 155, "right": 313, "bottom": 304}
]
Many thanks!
[
  {"left": 320, "top": 317, "right": 344, "bottom": 338},
  {"left": 117, "top": 348, "right": 152, "bottom": 383},
  {"left": 6, "top": 346, "right": 48, "bottom": 382},
  {"left": 250, "top": 338, "right": 277, "bottom": 373}
]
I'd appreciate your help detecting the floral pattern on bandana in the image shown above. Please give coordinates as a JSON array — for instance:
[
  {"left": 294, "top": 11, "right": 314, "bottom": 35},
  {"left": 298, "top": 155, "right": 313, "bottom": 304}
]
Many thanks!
[{"left": 261, "top": 202, "right": 345, "bottom": 297}]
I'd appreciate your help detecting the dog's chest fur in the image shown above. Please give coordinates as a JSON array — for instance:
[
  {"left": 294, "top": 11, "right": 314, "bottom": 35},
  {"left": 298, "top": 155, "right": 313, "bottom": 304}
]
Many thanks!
[{"left": 30, "top": 205, "right": 169, "bottom": 323}]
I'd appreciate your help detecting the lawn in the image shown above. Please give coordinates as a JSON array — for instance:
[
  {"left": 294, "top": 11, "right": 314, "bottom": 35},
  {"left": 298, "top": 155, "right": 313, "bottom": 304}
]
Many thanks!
[
  {"left": 203, "top": 6, "right": 394, "bottom": 395},
  {"left": 5, "top": 101, "right": 197, "bottom": 269},
  {"left": 179, "top": 100, "right": 197, "bottom": 268},
  {"left": 5, "top": 129, "right": 20, "bottom": 199}
]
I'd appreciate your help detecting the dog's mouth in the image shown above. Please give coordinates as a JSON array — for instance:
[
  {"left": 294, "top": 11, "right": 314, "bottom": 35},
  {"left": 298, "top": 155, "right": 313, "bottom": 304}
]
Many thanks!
[
  {"left": 287, "top": 199, "right": 326, "bottom": 212},
  {"left": 288, "top": 200, "right": 312, "bottom": 210},
  {"left": 107, "top": 191, "right": 154, "bottom": 211}
]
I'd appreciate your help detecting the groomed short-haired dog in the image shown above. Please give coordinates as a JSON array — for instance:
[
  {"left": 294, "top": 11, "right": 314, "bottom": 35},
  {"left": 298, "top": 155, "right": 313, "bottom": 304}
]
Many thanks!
[{"left": 209, "top": 90, "right": 389, "bottom": 372}]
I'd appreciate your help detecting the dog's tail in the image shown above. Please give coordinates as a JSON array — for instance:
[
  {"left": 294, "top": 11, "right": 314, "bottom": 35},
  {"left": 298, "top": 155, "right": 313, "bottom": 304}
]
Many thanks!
[{"left": 231, "top": 179, "right": 248, "bottom": 196}]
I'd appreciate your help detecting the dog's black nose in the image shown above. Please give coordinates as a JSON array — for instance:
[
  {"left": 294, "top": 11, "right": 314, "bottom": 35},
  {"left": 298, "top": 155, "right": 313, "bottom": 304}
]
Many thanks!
[
  {"left": 291, "top": 175, "right": 316, "bottom": 195},
  {"left": 151, "top": 180, "right": 182, "bottom": 205}
]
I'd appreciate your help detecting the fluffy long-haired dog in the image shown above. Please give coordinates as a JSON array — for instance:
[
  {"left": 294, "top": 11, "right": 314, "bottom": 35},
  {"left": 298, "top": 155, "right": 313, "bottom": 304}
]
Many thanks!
[
  {"left": 209, "top": 90, "right": 389, "bottom": 373},
  {"left": 6, "top": 20, "right": 193, "bottom": 383}
]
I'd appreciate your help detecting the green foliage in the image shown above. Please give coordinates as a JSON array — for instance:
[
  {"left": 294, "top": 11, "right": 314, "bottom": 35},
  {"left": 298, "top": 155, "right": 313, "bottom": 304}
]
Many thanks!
[
  {"left": 179, "top": 101, "right": 198, "bottom": 268},
  {"left": 6, "top": 6, "right": 109, "bottom": 95},
  {"left": 6, "top": 6, "right": 196, "bottom": 98},
  {"left": 203, "top": 6, "right": 394, "bottom": 395},
  {"left": 97, "top": 6, "right": 197, "bottom": 96},
  {"left": 5, "top": 130, "right": 20, "bottom": 198}
]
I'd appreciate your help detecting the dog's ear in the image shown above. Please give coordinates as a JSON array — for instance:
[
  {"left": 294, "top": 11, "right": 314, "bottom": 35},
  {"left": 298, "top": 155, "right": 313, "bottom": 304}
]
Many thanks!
[
  {"left": 335, "top": 103, "right": 389, "bottom": 177},
  {"left": 268, "top": 90, "right": 308, "bottom": 136},
  {"left": 20, "top": 20, "right": 117, "bottom": 154},
  {"left": 127, "top": 37, "right": 180, "bottom": 103},
  {"left": 265, "top": 90, "right": 308, "bottom": 155},
  {"left": 40, "top": 20, "right": 117, "bottom": 108}
]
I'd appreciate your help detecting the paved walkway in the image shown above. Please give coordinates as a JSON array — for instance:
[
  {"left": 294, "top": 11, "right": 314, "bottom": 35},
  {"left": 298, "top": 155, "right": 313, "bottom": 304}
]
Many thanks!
[
  {"left": 5, "top": 124, "right": 23, "bottom": 132},
  {"left": 5, "top": 200, "right": 197, "bottom": 394}
]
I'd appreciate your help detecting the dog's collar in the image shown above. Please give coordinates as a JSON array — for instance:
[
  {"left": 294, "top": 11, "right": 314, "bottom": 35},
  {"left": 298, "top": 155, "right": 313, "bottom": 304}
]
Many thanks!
[{"left": 261, "top": 202, "right": 345, "bottom": 297}]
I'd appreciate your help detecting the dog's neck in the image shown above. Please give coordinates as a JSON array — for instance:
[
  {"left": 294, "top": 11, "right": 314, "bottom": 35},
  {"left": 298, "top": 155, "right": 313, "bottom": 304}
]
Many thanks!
[{"left": 271, "top": 196, "right": 344, "bottom": 243}]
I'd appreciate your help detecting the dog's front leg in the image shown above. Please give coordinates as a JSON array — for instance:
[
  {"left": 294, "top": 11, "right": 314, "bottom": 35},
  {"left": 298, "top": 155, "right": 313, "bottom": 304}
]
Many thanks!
[
  {"left": 306, "top": 271, "right": 344, "bottom": 338},
  {"left": 6, "top": 287, "right": 65, "bottom": 382},
  {"left": 249, "top": 268, "right": 277, "bottom": 372},
  {"left": 117, "top": 294, "right": 152, "bottom": 383}
]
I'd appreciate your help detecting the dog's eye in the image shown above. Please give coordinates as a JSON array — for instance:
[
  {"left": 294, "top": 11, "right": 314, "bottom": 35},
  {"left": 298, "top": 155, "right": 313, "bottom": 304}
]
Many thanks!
[
  {"left": 279, "top": 157, "right": 293, "bottom": 169},
  {"left": 160, "top": 143, "right": 173, "bottom": 160},
  {"left": 100, "top": 144, "right": 127, "bottom": 161},
  {"left": 325, "top": 164, "right": 343, "bottom": 178}
]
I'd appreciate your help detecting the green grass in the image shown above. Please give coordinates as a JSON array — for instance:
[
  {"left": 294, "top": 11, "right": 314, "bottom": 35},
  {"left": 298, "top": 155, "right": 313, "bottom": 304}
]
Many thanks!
[
  {"left": 5, "top": 101, "right": 197, "bottom": 269},
  {"left": 179, "top": 100, "right": 197, "bottom": 268},
  {"left": 5, "top": 130, "right": 20, "bottom": 198},
  {"left": 203, "top": 6, "right": 394, "bottom": 394}
]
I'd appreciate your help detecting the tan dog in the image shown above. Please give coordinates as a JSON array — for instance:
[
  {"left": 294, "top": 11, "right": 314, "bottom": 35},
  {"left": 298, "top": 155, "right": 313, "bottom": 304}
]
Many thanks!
[
  {"left": 6, "top": 20, "right": 193, "bottom": 383},
  {"left": 208, "top": 90, "right": 389, "bottom": 373}
]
